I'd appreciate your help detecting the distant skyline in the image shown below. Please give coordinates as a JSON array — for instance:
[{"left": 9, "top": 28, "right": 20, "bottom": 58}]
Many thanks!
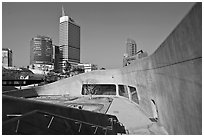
[{"left": 2, "top": 2, "right": 195, "bottom": 69}]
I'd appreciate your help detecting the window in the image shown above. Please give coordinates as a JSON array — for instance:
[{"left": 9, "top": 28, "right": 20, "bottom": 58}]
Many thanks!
[
  {"left": 129, "top": 86, "right": 139, "bottom": 104},
  {"left": 82, "top": 84, "right": 116, "bottom": 95},
  {"left": 118, "top": 85, "right": 129, "bottom": 98}
]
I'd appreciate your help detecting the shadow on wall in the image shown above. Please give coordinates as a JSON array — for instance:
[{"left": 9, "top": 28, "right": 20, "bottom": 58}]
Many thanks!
[{"left": 121, "top": 2, "right": 201, "bottom": 135}]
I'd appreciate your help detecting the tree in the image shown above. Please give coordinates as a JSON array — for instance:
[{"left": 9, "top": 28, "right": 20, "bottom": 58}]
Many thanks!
[
  {"left": 63, "top": 61, "right": 71, "bottom": 72},
  {"left": 82, "top": 78, "right": 98, "bottom": 99},
  {"left": 72, "top": 66, "right": 84, "bottom": 74}
]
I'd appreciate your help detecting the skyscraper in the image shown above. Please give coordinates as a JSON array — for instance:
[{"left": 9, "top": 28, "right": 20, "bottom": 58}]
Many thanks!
[
  {"left": 126, "top": 38, "right": 137, "bottom": 57},
  {"left": 123, "top": 39, "right": 148, "bottom": 67},
  {"left": 30, "top": 35, "right": 53, "bottom": 71},
  {"left": 2, "top": 48, "right": 12, "bottom": 67},
  {"left": 53, "top": 45, "right": 61, "bottom": 72},
  {"left": 59, "top": 6, "right": 80, "bottom": 71}
]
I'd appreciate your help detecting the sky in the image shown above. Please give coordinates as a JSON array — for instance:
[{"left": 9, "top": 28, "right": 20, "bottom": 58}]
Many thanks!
[{"left": 2, "top": 2, "right": 195, "bottom": 69}]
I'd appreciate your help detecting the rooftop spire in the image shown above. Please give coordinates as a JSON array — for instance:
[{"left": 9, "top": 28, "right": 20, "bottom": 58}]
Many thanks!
[{"left": 62, "top": 5, "right": 65, "bottom": 16}]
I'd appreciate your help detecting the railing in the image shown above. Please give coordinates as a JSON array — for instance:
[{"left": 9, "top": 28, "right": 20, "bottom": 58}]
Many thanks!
[
  {"left": 3, "top": 110, "right": 125, "bottom": 135},
  {"left": 2, "top": 95, "right": 126, "bottom": 135}
]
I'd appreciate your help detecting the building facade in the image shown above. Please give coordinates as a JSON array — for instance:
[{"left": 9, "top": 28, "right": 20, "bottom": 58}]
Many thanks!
[
  {"left": 53, "top": 45, "right": 61, "bottom": 72},
  {"left": 126, "top": 39, "right": 137, "bottom": 57},
  {"left": 30, "top": 35, "right": 54, "bottom": 71},
  {"left": 2, "top": 48, "right": 12, "bottom": 67},
  {"left": 77, "top": 63, "right": 98, "bottom": 73},
  {"left": 59, "top": 6, "right": 80, "bottom": 71},
  {"left": 123, "top": 50, "right": 148, "bottom": 67},
  {"left": 123, "top": 39, "right": 148, "bottom": 67}
]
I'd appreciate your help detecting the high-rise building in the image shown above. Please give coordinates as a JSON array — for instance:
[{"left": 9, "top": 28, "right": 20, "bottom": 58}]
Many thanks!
[
  {"left": 126, "top": 39, "right": 137, "bottom": 57},
  {"left": 2, "top": 48, "right": 12, "bottom": 67},
  {"left": 123, "top": 39, "right": 148, "bottom": 67},
  {"left": 59, "top": 6, "right": 80, "bottom": 71},
  {"left": 123, "top": 50, "right": 148, "bottom": 67},
  {"left": 30, "top": 35, "right": 54, "bottom": 71},
  {"left": 53, "top": 45, "right": 61, "bottom": 72}
]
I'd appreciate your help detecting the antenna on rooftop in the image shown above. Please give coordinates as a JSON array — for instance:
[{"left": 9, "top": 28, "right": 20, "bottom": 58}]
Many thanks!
[{"left": 62, "top": 5, "right": 65, "bottom": 16}]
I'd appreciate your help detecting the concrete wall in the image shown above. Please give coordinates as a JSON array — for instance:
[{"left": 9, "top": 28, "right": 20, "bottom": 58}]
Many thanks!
[
  {"left": 120, "top": 3, "right": 202, "bottom": 134},
  {"left": 40, "top": 3, "right": 201, "bottom": 134},
  {"left": 3, "top": 2, "right": 201, "bottom": 135}
]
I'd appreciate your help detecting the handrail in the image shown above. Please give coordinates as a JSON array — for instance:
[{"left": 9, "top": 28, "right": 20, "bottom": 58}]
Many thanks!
[{"left": 3, "top": 109, "right": 116, "bottom": 135}]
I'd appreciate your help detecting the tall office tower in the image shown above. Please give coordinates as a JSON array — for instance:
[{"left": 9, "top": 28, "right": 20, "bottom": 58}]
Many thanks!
[
  {"left": 53, "top": 45, "right": 61, "bottom": 72},
  {"left": 59, "top": 6, "right": 80, "bottom": 71},
  {"left": 30, "top": 35, "right": 54, "bottom": 71},
  {"left": 2, "top": 48, "right": 12, "bottom": 67},
  {"left": 126, "top": 39, "right": 137, "bottom": 57}
]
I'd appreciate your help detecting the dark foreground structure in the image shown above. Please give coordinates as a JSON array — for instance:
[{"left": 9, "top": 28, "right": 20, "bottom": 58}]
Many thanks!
[
  {"left": 2, "top": 3, "right": 201, "bottom": 135},
  {"left": 3, "top": 95, "right": 126, "bottom": 135}
]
